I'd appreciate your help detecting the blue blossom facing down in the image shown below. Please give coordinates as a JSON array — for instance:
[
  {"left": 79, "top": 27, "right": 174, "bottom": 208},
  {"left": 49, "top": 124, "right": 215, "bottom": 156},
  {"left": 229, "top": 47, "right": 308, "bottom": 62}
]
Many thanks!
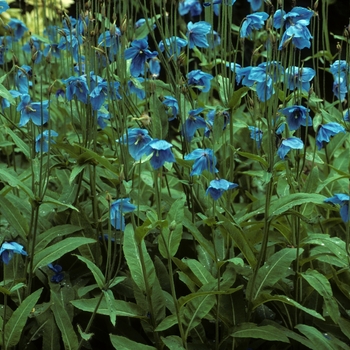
[
  {"left": 149, "top": 57, "right": 161, "bottom": 78},
  {"left": 248, "top": 126, "right": 263, "bottom": 148},
  {"left": 324, "top": 194, "right": 350, "bottom": 223},
  {"left": 0, "top": 242, "right": 28, "bottom": 265},
  {"left": 330, "top": 60, "right": 349, "bottom": 79},
  {"left": 187, "top": 21, "right": 211, "bottom": 49},
  {"left": 43, "top": 43, "right": 61, "bottom": 59},
  {"left": 110, "top": 198, "right": 136, "bottom": 231},
  {"left": 15, "top": 65, "right": 32, "bottom": 94},
  {"left": 127, "top": 78, "right": 146, "bottom": 100},
  {"left": 332, "top": 76, "right": 347, "bottom": 101},
  {"left": 124, "top": 38, "right": 158, "bottom": 77},
  {"left": 273, "top": 9, "right": 286, "bottom": 29},
  {"left": 279, "top": 23, "right": 313, "bottom": 50},
  {"left": 159, "top": 36, "right": 188, "bottom": 59},
  {"left": 97, "top": 110, "right": 110, "bottom": 129},
  {"left": 17, "top": 94, "right": 49, "bottom": 127},
  {"left": 187, "top": 69, "right": 213, "bottom": 92},
  {"left": 279, "top": 105, "right": 312, "bottom": 131},
  {"left": 277, "top": 137, "right": 304, "bottom": 159},
  {"left": 90, "top": 81, "right": 122, "bottom": 111},
  {"left": 247, "top": 0, "right": 264, "bottom": 12},
  {"left": 204, "top": 110, "right": 230, "bottom": 137},
  {"left": 316, "top": 123, "right": 346, "bottom": 150},
  {"left": 57, "top": 28, "right": 83, "bottom": 62},
  {"left": 344, "top": 110, "right": 350, "bottom": 122},
  {"left": 0, "top": 1, "right": 9, "bottom": 14},
  {"left": 140, "top": 139, "right": 176, "bottom": 169},
  {"left": 98, "top": 25, "right": 122, "bottom": 60},
  {"left": 119, "top": 128, "right": 153, "bottom": 160},
  {"left": 162, "top": 96, "right": 179, "bottom": 121},
  {"left": 35, "top": 130, "right": 58, "bottom": 153},
  {"left": 283, "top": 6, "right": 314, "bottom": 27},
  {"left": 48, "top": 263, "right": 64, "bottom": 283},
  {"left": 0, "top": 36, "right": 12, "bottom": 64},
  {"left": 184, "top": 148, "right": 219, "bottom": 176},
  {"left": 7, "top": 19, "right": 28, "bottom": 41},
  {"left": 240, "top": 12, "right": 268, "bottom": 39},
  {"left": 179, "top": 0, "right": 202, "bottom": 16},
  {"left": 63, "top": 76, "right": 89, "bottom": 103},
  {"left": 206, "top": 179, "right": 238, "bottom": 200},
  {"left": 183, "top": 108, "right": 207, "bottom": 141},
  {"left": 285, "top": 66, "right": 315, "bottom": 92}
]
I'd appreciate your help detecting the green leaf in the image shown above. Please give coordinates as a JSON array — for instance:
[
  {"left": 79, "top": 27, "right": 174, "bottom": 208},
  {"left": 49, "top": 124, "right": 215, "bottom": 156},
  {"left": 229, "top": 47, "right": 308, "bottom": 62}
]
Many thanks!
[
  {"left": 33, "top": 237, "right": 96, "bottom": 272},
  {"left": 228, "top": 86, "right": 249, "bottom": 108},
  {"left": 0, "top": 195, "right": 29, "bottom": 240},
  {"left": 103, "top": 289, "right": 117, "bottom": 326},
  {"left": 247, "top": 248, "right": 303, "bottom": 301},
  {"left": 0, "top": 84, "right": 15, "bottom": 104},
  {"left": 74, "top": 255, "right": 105, "bottom": 289},
  {"left": 5, "top": 288, "right": 43, "bottom": 347},
  {"left": 230, "top": 323, "right": 289, "bottom": 343},
  {"left": 295, "top": 324, "right": 337, "bottom": 349},
  {"left": 0, "top": 168, "right": 34, "bottom": 199},
  {"left": 236, "top": 150, "right": 268, "bottom": 169},
  {"left": 6, "top": 128, "right": 30, "bottom": 158},
  {"left": 51, "top": 291, "right": 79, "bottom": 350},
  {"left": 69, "top": 164, "right": 86, "bottom": 185},
  {"left": 43, "top": 196, "right": 79, "bottom": 211},
  {"left": 185, "top": 259, "right": 215, "bottom": 285},
  {"left": 35, "top": 225, "right": 82, "bottom": 251},
  {"left": 301, "top": 269, "right": 340, "bottom": 323},
  {"left": 155, "top": 315, "right": 178, "bottom": 331},
  {"left": 110, "top": 334, "right": 157, "bottom": 350},
  {"left": 161, "top": 336, "right": 186, "bottom": 350}
]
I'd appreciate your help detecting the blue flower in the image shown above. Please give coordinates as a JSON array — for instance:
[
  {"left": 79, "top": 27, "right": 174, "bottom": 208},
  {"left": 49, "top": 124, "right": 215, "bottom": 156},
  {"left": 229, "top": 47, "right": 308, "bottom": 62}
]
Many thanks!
[
  {"left": 316, "top": 123, "right": 346, "bottom": 150},
  {"left": 344, "top": 110, "right": 350, "bottom": 122},
  {"left": 0, "top": 36, "right": 11, "bottom": 64},
  {"left": 162, "top": 96, "right": 179, "bottom": 121},
  {"left": 97, "top": 110, "right": 110, "bottom": 129},
  {"left": 248, "top": 126, "right": 263, "bottom": 148},
  {"left": 187, "top": 69, "right": 213, "bottom": 92},
  {"left": 279, "top": 105, "right": 312, "bottom": 131},
  {"left": 35, "top": 130, "right": 58, "bottom": 153},
  {"left": 206, "top": 179, "right": 238, "bottom": 200},
  {"left": 110, "top": 198, "right": 136, "bottom": 231},
  {"left": 273, "top": 9, "right": 286, "bottom": 29},
  {"left": 0, "top": 1, "right": 9, "bottom": 14},
  {"left": 124, "top": 38, "right": 158, "bottom": 77},
  {"left": 179, "top": 0, "right": 202, "bottom": 16},
  {"left": 240, "top": 12, "right": 268, "bottom": 39},
  {"left": 43, "top": 43, "right": 61, "bottom": 59},
  {"left": 17, "top": 94, "right": 49, "bottom": 127},
  {"left": 279, "top": 23, "right": 313, "bottom": 50},
  {"left": 98, "top": 25, "right": 122, "bottom": 60},
  {"left": 1, "top": 89, "right": 21, "bottom": 110},
  {"left": 187, "top": 21, "right": 211, "bottom": 49},
  {"left": 159, "top": 37, "right": 188, "bottom": 59},
  {"left": 7, "top": 19, "right": 28, "bottom": 41},
  {"left": 48, "top": 263, "right": 64, "bottom": 283},
  {"left": 63, "top": 76, "right": 89, "bottom": 103},
  {"left": 183, "top": 108, "right": 207, "bottom": 141},
  {"left": 332, "top": 77, "right": 347, "bottom": 101},
  {"left": 204, "top": 110, "right": 230, "bottom": 137},
  {"left": 90, "top": 81, "right": 121, "bottom": 111},
  {"left": 149, "top": 57, "right": 161, "bottom": 78},
  {"left": 283, "top": 7, "right": 314, "bottom": 27},
  {"left": 57, "top": 29, "right": 83, "bottom": 62},
  {"left": 277, "top": 137, "right": 304, "bottom": 159},
  {"left": 330, "top": 60, "right": 349, "bottom": 79},
  {"left": 140, "top": 139, "right": 176, "bottom": 169},
  {"left": 244, "top": 66, "right": 274, "bottom": 101},
  {"left": 15, "top": 65, "right": 32, "bottom": 94},
  {"left": 119, "top": 128, "right": 153, "bottom": 160},
  {"left": 0, "top": 242, "right": 28, "bottom": 265},
  {"left": 127, "top": 78, "right": 146, "bottom": 100},
  {"left": 247, "top": 0, "right": 263, "bottom": 12},
  {"left": 184, "top": 149, "right": 219, "bottom": 176},
  {"left": 324, "top": 194, "right": 350, "bottom": 223},
  {"left": 285, "top": 66, "right": 315, "bottom": 91}
]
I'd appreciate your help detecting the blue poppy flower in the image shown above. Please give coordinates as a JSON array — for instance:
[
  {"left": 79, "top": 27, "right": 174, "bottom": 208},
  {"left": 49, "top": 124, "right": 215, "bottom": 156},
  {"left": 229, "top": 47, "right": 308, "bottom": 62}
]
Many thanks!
[
  {"left": 98, "top": 25, "right": 122, "bottom": 59},
  {"left": 124, "top": 38, "right": 158, "bottom": 77},
  {"left": 17, "top": 94, "right": 49, "bottom": 127},
  {"left": 273, "top": 9, "right": 286, "bottom": 29},
  {"left": 279, "top": 105, "right": 312, "bottom": 131},
  {"left": 127, "top": 78, "right": 146, "bottom": 100},
  {"left": 206, "top": 179, "right": 238, "bottom": 200},
  {"left": 48, "top": 263, "right": 64, "bottom": 283},
  {"left": 316, "top": 123, "right": 346, "bottom": 150},
  {"left": 277, "top": 137, "right": 304, "bottom": 159},
  {"left": 283, "top": 6, "right": 314, "bottom": 27},
  {"left": 1, "top": 89, "right": 21, "bottom": 110},
  {"left": 183, "top": 108, "right": 207, "bottom": 141},
  {"left": 63, "top": 76, "right": 89, "bottom": 103},
  {"left": 43, "top": 43, "right": 61, "bottom": 59},
  {"left": 184, "top": 148, "right": 219, "bottom": 176},
  {"left": 119, "top": 128, "right": 153, "bottom": 160},
  {"left": 0, "top": 36, "right": 11, "bottom": 64},
  {"left": 15, "top": 65, "right": 32, "bottom": 94},
  {"left": 187, "top": 21, "right": 211, "bottom": 49},
  {"left": 240, "top": 12, "right": 269, "bottom": 39},
  {"left": 149, "top": 57, "right": 161, "bottom": 78},
  {"left": 247, "top": 0, "right": 264, "bottom": 11},
  {"left": 90, "top": 81, "right": 122, "bottom": 111},
  {"left": 204, "top": 110, "right": 230, "bottom": 137},
  {"left": 187, "top": 69, "right": 213, "bottom": 93},
  {"left": 7, "top": 19, "right": 28, "bottom": 41},
  {"left": 344, "top": 110, "right": 350, "bottom": 122},
  {"left": 324, "top": 194, "right": 350, "bottom": 223},
  {"left": 332, "top": 77, "right": 347, "bottom": 101},
  {"left": 35, "top": 130, "right": 58, "bottom": 153},
  {"left": 248, "top": 126, "right": 263, "bottom": 148},
  {"left": 110, "top": 198, "right": 136, "bottom": 231},
  {"left": 162, "top": 96, "right": 179, "bottom": 121},
  {"left": 244, "top": 66, "right": 274, "bottom": 101},
  {"left": 285, "top": 66, "right": 315, "bottom": 91},
  {"left": 97, "top": 110, "right": 110, "bottom": 129},
  {"left": 179, "top": 0, "right": 202, "bottom": 16},
  {"left": 0, "top": 242, "right": 28, "bottom": 265},
  {"left": 279, "top": 23, "right": 313, "bottom": 50},
  {"left": 159, "top": 37, "right": 188, "bottom": 59},
  {"left": 0, "top": 1, "right": 9, "bottom": 13},
  {"left": 57, "top": 29, "right": 83, "bottom": 62},
  {"left": 140, "top": 139, "right": 176, "bottom": 169},
  {"left": 330, "top": 60, "right": 349, "bottom": 79}
]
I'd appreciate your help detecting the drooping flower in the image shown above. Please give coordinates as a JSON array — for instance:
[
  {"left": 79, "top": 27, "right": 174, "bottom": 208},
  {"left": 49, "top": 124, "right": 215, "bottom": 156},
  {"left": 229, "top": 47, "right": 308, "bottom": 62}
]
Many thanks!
[
  {"left": 277, "top": 137, "right": 304, "bottom": 159},
  {"left": 0, "top": 1, "right": 9, "bottom": 14},
  {"left": 247, "top": 0, "right": 264, "bottom": 12},
  {"left": 17, "top": 94, "right": 49, "bottom": 127},
  {"left": 285, "top": 66, "right": 315, "bottom": 92},
  {"left": 43, "top": 43, "right": 61, "bottom": 59},
  {"left": 63, "top": 76, "right": 89, "bottom": 103},
  {"left": 127, "top": 78, "right": 146, "bottom": 100},
  {"left": 119, "top": 128, "right": 153, "bottom": 160},
  {"left": 159, "top": 37, "right": 188, "bottom": 59},
  {"left": 48, "top": 263, "right": 64, "bottom": 283},
  {"left": 97, "top": 110, "right": 110, "bottom": 129},
  {"left": 35, "top": 130, "right": 58, "bottom": 153},
  {"left": 279, "top": 23, "right": 313, "bottom": 50},
  {"left": 1, "top": 89, "right": 21, "bottom": 111},
  {"left": 179, "top": 0, "right": 202, "bottom": 16},
  {"left": 248, "top": 126, "right": 263, "bottom": 148},
  {"left": 240, "top": 12, "right": 269, "bottom": 39},
  {"left": 279, "top": 105, "right": 312, "bottom": 131},
  {"left": 184, "top": 148, "right": 219, "bottom": 176},
  {"left": 6, "top": 19, "right": 28, "bottom": 41},
  {"left": 332, "top": 76, "right": 347, "bottom": 101},
  {"left": 187, "top": 69, "right": 213, "bottom": 92},
  {"left": 186, "top": 21, "right": 211, "bottom": 49},
  {"left": 15, "top": 65, "right": 32, "bottom": 94},
  {"left": 0, "top": 36, "right": 12, "bottom": 64},
  {"left": 316, "top": 123, "right": 346, "bottom": 150},
  {"left": 204, "top": 109, "right": 230, "bottom": 137},
  {"left": 206, "top": 179, "right": 238, "bottom": 200},
  {"left": 0, "top": 242, "right": 28, "bottom": 265},
  {"left": 57, "top": 28, "right": 83, "bottom": 62},
  {"left": 162, "top": 96, "right": 179, "bottom": 121},
  {"left": 330, "top": 60, "right": 349, "bottom": 79},
  {"left": 324, "top": 194, "right": 350, "bottom": 223},
  {"left": 110, "top": 198, "right": 136, "bottom": 231},
  {"left": 149, "top": 57, "right": 161, "bottom": 78},
  {"left": 183, "top": 108, "right": 207, "bottom": 141},
  {"left": 97, "top": 25, "right": 122, "bottom": 60},
  {"left": 283, "top": 6, "right": 314, "bottom": 27},
  {"left": 140, "top": 139, "right": 176, "bottom": 169},
  {"left": 124, "top": 38, "right": 158, "bottom": 77},
  {"left": 90, "top": 80, "right": 122, "bottom": 111}
]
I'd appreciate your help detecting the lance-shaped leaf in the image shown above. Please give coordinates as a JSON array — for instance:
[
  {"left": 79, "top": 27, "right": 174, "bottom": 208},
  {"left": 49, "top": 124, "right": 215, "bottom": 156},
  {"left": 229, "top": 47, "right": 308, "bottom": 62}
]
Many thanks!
[{"left": 110, "top": 334, "right": 157, "bottom": 349}]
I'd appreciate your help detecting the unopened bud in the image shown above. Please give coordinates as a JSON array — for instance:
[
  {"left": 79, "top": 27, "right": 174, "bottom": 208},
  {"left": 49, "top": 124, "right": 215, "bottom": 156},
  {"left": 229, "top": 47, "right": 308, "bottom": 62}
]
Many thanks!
[
  {"left": 314, "top": 0, "right": 319, "bottom": 11},
  {"left": 337, "top": 42, "right": 342, "bottom": 51},
  {"left": 169, "top": 220, "right": 176, "bottom": 231},
  {"left": 106, "top": 193, "right": 113, "bottom": 202},
  {"left": 120, "top": 15, "right": 128, "bottom": 34}
]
